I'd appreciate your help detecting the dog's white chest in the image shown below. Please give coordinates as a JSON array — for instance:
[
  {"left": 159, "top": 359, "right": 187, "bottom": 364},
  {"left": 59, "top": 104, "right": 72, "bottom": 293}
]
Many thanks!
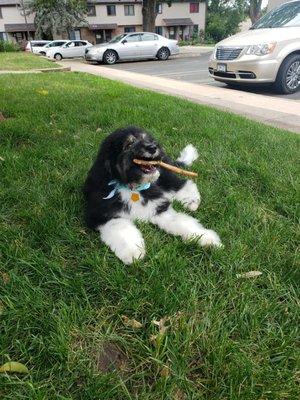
[{"left": 119, "top": 189, "right": 165, "bottom": 221}]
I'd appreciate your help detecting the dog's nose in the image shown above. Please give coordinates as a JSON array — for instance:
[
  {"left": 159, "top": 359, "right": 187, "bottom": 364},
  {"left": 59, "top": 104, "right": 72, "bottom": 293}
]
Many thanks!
[{"left": 145, "top": 143, "right": 157, "bottom": 155}]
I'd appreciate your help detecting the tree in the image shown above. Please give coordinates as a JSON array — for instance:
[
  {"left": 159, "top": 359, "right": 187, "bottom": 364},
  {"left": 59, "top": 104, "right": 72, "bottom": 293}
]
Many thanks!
[
  {"left": 205, "top": 0, "right": 248, "bottom": 43},
  {"left": 249, "top": 0, "right": 263, "bottom": 24},
  {"left": 30, "top": 0, "right": 87, "bottom": 39},
  {"left": 142, "top": 0, "right": 157, "bottom": 32}
]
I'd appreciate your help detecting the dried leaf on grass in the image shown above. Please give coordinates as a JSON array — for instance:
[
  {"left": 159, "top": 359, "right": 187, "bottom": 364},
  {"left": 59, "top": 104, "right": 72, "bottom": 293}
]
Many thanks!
[
  {"left": 0, "top": 362, "right": 29, "bottom": 374},
  {"left": 152, "top": 316, "right": 170, "bottom": 335},
  {"left": 122, "top": 315, "right": 143, "bottom": 329},
  {"left": 36, "top": 89, "right": 49, "bottom": 96},
  {"left": 0, "top": 112, "right": 6, "bottom": 121},
  {"left": 2, "top": 273, "right": 10, "bottom": 284},
  {"left": 236, "top": 271, "right": 262, "bottom": 279},
  {"left": 160, "top": 365, "right": 171, "bottom": 377}
]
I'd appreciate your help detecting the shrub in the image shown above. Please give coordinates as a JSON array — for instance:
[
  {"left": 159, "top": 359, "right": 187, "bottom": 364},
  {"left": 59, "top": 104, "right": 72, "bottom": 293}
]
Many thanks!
[{"left": 0, "top": 40, "right": 21, "bottom": 52}]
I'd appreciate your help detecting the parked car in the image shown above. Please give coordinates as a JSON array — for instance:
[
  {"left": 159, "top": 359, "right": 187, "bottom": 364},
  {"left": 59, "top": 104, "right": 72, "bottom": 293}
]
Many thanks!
[
  {"left": 85, "top": 32, "right": 179, "bottom": 65},
  {"left": 38, "top": 40, "right": 68, "bottom": 56},
  {"left": 46, "top": 40, "right": 93, "bottom": 60},
  {"left": 208, "top": 0, "right": 300, "bottom": 94},
  {"left": 25, "top": 40, "right": 51, "bottom": 54}
]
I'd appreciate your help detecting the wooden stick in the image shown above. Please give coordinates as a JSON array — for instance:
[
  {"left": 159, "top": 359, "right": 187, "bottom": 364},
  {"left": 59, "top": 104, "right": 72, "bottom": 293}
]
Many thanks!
[{"left": 133, "top": 159, "right": 198, "bottom": 178}]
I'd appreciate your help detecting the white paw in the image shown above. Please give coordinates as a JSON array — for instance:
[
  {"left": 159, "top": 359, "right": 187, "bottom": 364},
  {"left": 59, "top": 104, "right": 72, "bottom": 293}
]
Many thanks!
[
  {"left": 177, "top": 144, "right": 199, "bottom": 166},
  {"left": 199, "top": 230, "right": 222, "bottom": 248},
  {"left": 182, "top": 197, "right": 201, "bottom": 212},
  {"left": 176, "top": 180, "right": 201, "bottom": 211},
  {"left": 117, "top": 244, "right": 146, "bottom": 265}
]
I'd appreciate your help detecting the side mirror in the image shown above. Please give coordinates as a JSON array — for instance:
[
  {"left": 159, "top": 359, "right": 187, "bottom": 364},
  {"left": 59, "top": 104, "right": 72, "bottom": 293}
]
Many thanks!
[{"left": 122, "top": 39, "right": 127, "bottom": 44}]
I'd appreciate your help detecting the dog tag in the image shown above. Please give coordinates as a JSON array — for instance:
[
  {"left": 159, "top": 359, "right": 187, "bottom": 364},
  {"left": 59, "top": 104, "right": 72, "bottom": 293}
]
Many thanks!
[{"left": 131, "top": 192, "right": 140, "bottom": 202}]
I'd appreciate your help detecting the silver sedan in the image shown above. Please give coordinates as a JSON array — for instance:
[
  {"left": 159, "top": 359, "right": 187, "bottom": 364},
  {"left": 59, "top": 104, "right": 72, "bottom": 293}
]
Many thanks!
[{"left": 85, "top": 32, "right": 179, "bottom": 65}]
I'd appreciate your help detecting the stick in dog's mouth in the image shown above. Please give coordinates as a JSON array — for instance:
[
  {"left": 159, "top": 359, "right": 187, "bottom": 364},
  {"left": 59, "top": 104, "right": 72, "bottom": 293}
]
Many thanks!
[{"left": 133, "top": 159, "right": 198, "bottom": 178}]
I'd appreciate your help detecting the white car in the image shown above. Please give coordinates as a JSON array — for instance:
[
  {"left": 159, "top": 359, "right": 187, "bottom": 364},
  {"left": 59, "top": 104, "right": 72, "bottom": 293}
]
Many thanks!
[
  {"left": 38, "top": 40, "right": 68, "bottom": 56},
  {"left": 46, "top": 40, "right": 93, "bottom": 60},
  {"left": 85, "top": 32, "right": 179, "bottom": 64},
  {"left": 25, "top": 40, "right": 51, "bottom": 54}
]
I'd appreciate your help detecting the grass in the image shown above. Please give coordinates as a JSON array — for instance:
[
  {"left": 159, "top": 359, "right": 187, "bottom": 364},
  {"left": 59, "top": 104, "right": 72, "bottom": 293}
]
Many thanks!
[
  {"left": 0, "top": 72, "right": 299, "bottom": 400},
  {"left": 0, "top": 52, "right": 59, "bottom": 71}
]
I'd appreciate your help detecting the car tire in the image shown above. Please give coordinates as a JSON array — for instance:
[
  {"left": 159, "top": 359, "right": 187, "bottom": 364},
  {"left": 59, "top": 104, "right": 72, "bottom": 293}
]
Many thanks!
[
  {"left": 157, "top": 47, "right": 170, "bottom": 61},
  {"left": 40, "top": 51, "right": 46, "bottom": 56},
  {"left": 274, "top": 54, "right": 300, "bottom": 94},
  {"left": 103, "top": 50, "right": 118, "bottom": 65},
  {"left": 54, "top": 53, "right": 63, "bottom": 61}
]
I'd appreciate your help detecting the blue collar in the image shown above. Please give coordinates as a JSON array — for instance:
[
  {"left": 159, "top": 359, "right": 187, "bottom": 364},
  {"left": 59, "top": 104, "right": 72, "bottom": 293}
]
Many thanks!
[{"left": 103, "top": 180, "right": 151, "bottom": 200}]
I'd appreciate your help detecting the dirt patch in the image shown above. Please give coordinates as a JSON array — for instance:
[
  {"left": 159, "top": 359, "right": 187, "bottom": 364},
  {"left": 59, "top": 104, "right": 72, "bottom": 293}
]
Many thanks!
[{"left": 93, "top": 342, "right": 129, "bottom": 374}]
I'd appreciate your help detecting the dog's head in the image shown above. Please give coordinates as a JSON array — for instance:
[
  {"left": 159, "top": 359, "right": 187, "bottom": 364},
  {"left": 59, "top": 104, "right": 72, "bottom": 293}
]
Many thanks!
[{"left": 100, "top": 127, "right": 164, "bottom": 185}]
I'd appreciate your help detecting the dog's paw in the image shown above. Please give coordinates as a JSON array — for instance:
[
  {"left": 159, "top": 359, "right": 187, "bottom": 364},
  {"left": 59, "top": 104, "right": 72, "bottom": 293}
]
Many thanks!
[
  {"left": 199, "top": 230, "right": 222, "bottom": 248},
  {"left": 118, "top": 244, "right": 146, "bottom": 265},
  {"left": 182, "top": 197, "right": 201, "bottom": 212},
  {"left": 176, "top": 180, "right": 201, "bottom": 211}
]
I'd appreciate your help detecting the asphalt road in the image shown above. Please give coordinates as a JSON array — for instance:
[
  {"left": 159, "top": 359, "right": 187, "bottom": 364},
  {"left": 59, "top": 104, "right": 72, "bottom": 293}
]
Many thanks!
[{"left": 103, "top": 51, "right": 300, "bottom": 101}]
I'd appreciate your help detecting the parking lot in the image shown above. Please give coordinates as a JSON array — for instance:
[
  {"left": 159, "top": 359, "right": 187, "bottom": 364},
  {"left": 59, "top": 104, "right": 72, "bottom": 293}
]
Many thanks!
[{"left": 102, "top": 51, "right": 300, "bottom": 101}]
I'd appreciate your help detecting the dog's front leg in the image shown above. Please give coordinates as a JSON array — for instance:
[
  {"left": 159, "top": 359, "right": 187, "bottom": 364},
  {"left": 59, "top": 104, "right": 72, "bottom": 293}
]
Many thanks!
[
  {"left": 151, "top": 208, "right": 222, "bottom": 248},
  {"left": 98, "top": 218, "right": 145, "bottom": 265},
  {"left": 174, "top": 180, "right": 201, "bottom": 211}
]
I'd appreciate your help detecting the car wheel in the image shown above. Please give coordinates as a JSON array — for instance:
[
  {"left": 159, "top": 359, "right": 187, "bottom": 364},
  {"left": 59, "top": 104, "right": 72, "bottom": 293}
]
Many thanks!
[
  {"left": 103, "top": 50, "right": 118, "bottom": 65},
  {"left": 157, "top": 47, "right": 170, "bottom": 61},
  {"left": 274, "top": 54, "right": 300, "bottom": 94},
  {"left": 54, "top": 53, "right": 63, "bottom": 61},
  {"left": 40, "top": 51, "right": 46, "bottom": 56}
]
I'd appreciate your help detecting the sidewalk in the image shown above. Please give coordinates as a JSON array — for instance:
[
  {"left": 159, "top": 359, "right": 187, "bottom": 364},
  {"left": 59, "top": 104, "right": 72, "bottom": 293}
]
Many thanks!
[
  {"left": 61, "top": 60, "right": 300, "bottom": 134},
  {"left": 176, "top": 45, "right": 214, "bottom": 58}
]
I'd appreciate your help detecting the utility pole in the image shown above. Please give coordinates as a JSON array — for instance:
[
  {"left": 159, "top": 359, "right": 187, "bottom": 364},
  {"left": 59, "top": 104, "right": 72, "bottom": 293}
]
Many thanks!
[{"left": 19, "top": 0, "right": 32, "bottom": 52}]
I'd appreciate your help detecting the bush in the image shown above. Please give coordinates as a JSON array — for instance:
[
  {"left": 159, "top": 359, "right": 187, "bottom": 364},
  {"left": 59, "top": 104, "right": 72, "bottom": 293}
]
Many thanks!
[{"left": 0, "top": 40, "right": 21, "bottom": 52}]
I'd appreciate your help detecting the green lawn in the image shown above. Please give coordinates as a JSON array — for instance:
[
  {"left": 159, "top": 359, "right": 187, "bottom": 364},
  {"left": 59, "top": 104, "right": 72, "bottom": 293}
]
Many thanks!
[
  {"left": 0, "top": 52, "right": 59, "bottom": 71},
  {"left": 0, "top": 72, "right": 299, "bottom": 400}
]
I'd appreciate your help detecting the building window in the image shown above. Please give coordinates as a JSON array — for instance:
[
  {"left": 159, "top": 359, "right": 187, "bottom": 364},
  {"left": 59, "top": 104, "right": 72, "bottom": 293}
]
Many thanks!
[
  {"left": 124, "top": 26, "right": 136, "bottom": 33},
  {"left": 87, "top": 5, "right": 96, "bottom": 16},
  {"left": 124, "top": 5, "right": 134, "bottom": 16},
  {"left": 0, "top": 32, "right": 8, "bottom": 41},
  {"left": 69, "top": 29, "right": 81, "bottom": 40},
  {"left": 0, "top": 7, "right": 3, "bottom": 19},
  {"left": 107, "top": 5, "right": 116, "bottom": 16},
  {"left": 156, "top": 3, "right": 162, "bottom": 14},
  {"left": 155, "top": 26, "right": 163, "bottom": 35},
  {"left": 190, "top": 3, "right": 199, "bottom": 13}
]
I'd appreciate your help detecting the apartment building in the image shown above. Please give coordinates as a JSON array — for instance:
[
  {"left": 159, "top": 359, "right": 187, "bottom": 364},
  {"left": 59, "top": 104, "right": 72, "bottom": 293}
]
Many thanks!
[{"left": 0, "top": 0, "right": 206, "bottom": 45}]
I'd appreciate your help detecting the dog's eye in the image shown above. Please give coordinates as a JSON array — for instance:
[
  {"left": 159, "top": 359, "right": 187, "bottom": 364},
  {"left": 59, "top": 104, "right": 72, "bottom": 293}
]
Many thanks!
[{"left": 124, "top": 135, "right": 136, "bottom": 150}]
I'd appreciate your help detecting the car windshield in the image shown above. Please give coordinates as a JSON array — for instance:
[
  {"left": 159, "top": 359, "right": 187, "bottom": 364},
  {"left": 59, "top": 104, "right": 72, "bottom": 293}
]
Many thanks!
[
  {"left": 108, "top": 34, "right": 127, "bottom": 44},
  {"left": 251, "top": 1, "right": 300, "bottom": 29}
]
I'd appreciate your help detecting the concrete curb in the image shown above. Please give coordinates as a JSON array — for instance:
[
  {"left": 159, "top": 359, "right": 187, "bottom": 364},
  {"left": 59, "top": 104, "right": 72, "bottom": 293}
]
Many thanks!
[{"left": 61, "top": 60, "right": 300, "bottom": 134}]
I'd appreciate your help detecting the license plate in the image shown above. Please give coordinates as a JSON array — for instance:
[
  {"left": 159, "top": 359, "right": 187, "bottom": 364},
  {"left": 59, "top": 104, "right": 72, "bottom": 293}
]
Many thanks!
[{"left": 217, "top": 63, "right": 227, "bottom": 72}]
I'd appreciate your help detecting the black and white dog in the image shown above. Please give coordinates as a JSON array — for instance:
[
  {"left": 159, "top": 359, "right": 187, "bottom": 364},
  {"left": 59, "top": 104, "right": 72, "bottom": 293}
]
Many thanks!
[{"left": 83, "top": 126, "right": 222, "bottom": 264}]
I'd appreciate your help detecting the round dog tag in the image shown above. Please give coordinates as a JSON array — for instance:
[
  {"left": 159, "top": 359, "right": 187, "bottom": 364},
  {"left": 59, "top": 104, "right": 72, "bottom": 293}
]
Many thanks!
[{"left": 131, "top": 192, "right": 140, "bottom": 202}]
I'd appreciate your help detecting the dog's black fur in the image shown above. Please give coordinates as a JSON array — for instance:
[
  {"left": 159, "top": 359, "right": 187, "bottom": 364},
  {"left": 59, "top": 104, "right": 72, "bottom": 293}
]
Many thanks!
[{"left": 83, "top": 126, "right": 185, "bottom": 230}]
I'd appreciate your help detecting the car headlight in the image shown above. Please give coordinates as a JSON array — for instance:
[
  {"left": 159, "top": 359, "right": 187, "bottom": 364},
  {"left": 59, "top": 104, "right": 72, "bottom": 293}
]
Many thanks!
[{"left": 246, "top": 42, "right": 276, "bottom": 56}]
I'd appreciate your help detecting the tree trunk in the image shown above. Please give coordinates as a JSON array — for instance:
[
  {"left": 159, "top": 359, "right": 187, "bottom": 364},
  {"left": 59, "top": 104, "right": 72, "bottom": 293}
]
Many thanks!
[
  {"left": 249, "top": 0, "right": 263, "bottom": 24},
  {"left": 142, "top": 0, "right": 157, "bottom": 32}
]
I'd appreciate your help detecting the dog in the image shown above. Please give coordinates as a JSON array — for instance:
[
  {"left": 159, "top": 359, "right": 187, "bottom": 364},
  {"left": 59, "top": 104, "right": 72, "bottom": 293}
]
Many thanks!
[{"left": 83, "top": 126, "right": 222, "bottom": 264}]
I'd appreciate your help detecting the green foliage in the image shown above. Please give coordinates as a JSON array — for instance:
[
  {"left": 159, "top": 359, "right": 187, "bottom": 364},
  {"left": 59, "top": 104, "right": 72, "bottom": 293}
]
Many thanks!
[
  {"left": 29, "top": 0, "right": 87, "bottom": 38},
  {"left": 0, "top": 41, "right": 20, "bottom": 52},
  {"left": 206, "top": 0, "right": 248, "bottom": 42}
]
